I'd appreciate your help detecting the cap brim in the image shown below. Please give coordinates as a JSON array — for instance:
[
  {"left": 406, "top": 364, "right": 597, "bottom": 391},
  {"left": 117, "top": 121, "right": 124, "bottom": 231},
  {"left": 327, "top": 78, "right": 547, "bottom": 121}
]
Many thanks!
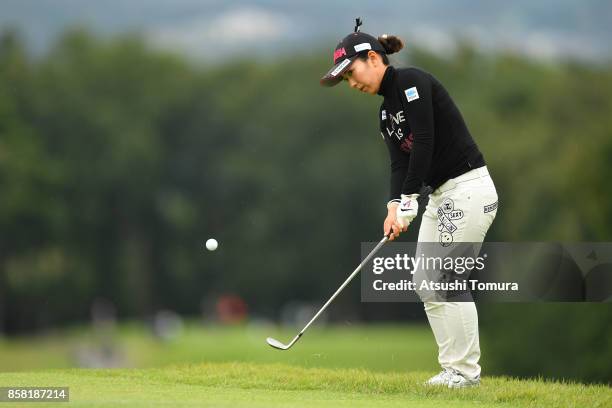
[{"left": 320, "top": 56, "right": 356, "bottom": 87}]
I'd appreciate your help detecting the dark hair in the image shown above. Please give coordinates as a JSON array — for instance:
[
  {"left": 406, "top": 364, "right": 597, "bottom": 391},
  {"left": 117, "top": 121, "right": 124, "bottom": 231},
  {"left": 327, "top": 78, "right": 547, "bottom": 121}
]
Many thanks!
[{"left": 357, "top": 34, "right": 404, "bottom": 65}]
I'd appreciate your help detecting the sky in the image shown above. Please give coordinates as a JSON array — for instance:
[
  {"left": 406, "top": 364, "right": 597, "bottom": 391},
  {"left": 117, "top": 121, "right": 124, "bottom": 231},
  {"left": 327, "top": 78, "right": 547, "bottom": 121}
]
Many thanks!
[{"left": 1, "top": 0, "right": 611, "bottom": 62}]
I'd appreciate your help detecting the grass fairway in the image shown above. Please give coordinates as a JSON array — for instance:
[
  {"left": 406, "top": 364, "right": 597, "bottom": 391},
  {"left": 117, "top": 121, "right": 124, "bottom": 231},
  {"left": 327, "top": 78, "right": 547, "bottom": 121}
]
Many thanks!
[
  {"left": 0, "top": 324, "right": 440, "bottom": 372},
  {"left": 2, "top": 362, "right": 610, "bottom": 407}
]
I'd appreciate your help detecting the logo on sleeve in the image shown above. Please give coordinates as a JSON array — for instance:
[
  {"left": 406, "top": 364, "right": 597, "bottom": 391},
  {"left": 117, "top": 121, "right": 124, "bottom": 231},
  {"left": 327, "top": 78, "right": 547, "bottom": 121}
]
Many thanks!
[
  {"left": 404, "top": 87, "right": 419, "bottom": 102},
  {"left": 381, "top": 110, "right": 387, "bottom": 120}
]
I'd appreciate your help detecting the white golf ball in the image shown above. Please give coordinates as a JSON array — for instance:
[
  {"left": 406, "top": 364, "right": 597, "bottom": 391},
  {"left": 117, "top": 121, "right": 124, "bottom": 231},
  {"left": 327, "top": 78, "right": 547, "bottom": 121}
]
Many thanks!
[{"left": 205, "top": 238, "right": 218, "bottom": 251}]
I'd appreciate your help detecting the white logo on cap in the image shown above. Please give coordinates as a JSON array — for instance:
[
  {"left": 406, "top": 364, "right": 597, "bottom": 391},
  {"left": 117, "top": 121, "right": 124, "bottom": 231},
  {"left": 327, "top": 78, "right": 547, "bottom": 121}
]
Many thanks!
[
  {"left": 354, "top": 43, "right": 372, "bottom": 52},
  {"left": 330, "top": 59, "right": 352, "bottom": 77}
]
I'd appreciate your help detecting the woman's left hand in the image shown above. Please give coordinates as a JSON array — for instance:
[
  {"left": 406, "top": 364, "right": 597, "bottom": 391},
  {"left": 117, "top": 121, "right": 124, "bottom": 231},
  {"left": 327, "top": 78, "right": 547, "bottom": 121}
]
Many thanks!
[{"left": 396, "top": 194, "right": 419, "bottom": 229}]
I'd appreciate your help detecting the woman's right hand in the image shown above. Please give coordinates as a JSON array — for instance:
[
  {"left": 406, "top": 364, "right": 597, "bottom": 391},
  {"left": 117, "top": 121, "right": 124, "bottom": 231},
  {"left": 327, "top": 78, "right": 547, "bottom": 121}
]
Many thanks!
[{"left": 384, "top": 202, "right": 407, "bottom": 240}]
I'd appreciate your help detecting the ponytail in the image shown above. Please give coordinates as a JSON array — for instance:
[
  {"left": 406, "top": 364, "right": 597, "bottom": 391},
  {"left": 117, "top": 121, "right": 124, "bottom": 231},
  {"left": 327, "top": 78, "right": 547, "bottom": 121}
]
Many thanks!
[{"left": 378, "top": 34, "right": 404, "bottom": 55}]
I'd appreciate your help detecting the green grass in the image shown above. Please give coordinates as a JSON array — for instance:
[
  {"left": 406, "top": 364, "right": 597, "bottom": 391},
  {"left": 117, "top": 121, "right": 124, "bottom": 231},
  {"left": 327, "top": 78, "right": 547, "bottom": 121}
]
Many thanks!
[
  {"left": 0, "top": 323, "right": 439, "bottom": 372},
  {"left": 1, "top": 362, "right": 610, "bottom": 407},
  {"left": 1, "top": 324, "right": 610, "bottom": 407}
]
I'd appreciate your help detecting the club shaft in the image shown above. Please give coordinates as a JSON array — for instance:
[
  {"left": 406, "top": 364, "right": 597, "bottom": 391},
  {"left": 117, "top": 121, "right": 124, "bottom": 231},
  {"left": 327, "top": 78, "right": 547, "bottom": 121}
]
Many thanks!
[{"left": 298, "top": 236, "right": 389, "bottom": 335}]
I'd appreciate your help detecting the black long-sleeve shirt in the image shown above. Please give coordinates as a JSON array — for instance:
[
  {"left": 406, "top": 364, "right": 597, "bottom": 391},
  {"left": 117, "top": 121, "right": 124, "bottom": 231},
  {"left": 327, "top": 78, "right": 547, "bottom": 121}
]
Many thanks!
[{"left": 378, "top": 65, "right": 485, "bottom": 201}]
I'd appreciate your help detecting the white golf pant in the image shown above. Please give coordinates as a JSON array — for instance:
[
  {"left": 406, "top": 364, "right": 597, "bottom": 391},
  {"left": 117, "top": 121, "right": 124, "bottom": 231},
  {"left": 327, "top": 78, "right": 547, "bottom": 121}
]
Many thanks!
[{"left": 416, "top": 166, "right": 498, "bottom": 379}]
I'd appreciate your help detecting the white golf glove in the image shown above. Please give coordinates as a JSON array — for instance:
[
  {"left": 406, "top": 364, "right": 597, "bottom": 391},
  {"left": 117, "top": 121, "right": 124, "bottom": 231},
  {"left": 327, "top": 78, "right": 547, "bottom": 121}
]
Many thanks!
[{"left": 396, "top": 193, "right": 419, "bottom": 228}]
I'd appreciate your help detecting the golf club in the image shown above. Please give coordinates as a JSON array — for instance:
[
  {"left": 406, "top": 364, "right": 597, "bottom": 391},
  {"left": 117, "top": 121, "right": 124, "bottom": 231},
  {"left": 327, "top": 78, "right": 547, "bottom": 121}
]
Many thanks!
[{"left": 266, "top": 234, "right": 391, "bottom": 350}]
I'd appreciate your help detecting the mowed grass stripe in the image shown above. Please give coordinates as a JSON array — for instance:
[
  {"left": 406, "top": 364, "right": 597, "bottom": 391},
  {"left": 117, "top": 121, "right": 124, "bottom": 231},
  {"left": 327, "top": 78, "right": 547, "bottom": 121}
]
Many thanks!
[{"left": 1, "top": 362, "right": 610, "bottom": 408}]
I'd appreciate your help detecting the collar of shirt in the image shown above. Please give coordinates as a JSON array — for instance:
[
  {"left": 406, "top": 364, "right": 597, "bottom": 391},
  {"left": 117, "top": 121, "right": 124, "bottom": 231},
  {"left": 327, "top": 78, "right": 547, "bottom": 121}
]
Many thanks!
[{"left": 377, "top": 65, "right": 395, "bottom": 97}]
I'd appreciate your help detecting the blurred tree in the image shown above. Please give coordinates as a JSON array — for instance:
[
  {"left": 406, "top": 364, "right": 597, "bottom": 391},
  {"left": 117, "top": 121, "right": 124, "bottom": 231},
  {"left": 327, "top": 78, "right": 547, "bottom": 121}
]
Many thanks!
[{"left": 481, "top": 304, "right": 612, "bottom": 384}]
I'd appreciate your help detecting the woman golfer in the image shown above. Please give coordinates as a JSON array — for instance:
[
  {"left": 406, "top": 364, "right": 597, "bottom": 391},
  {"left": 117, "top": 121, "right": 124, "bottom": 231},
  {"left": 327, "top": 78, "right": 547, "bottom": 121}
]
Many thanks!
[{"left": 321, "top": 20, "right": 498, "bottom": 388}]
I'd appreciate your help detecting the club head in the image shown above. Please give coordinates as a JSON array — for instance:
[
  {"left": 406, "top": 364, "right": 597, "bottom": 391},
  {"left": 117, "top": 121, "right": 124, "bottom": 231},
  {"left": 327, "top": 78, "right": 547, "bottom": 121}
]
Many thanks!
[{"left": 266, "top": 337, "right": 290, "bottom": 350}]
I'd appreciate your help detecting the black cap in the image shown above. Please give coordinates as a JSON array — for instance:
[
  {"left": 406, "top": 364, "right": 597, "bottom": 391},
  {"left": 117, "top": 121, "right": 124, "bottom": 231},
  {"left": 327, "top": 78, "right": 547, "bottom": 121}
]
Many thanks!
[{"left": 320, "top": 19, "right": 386, "bottom": 87}]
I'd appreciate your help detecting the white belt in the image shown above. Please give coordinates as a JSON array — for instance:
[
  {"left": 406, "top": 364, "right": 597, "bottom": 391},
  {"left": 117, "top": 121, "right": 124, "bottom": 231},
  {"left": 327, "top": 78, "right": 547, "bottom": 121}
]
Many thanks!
[{"left": 435, "top": 166, "right": 490, "bottom": 194}]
